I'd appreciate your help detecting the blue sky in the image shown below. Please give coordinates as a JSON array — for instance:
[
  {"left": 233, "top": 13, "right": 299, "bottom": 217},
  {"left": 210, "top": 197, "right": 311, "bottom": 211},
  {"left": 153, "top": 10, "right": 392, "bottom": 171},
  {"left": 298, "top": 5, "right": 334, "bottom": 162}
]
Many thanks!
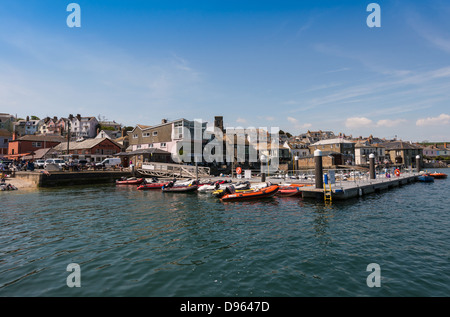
[{"left": 1, "top": 0, "right": 450, "bottom": 141}]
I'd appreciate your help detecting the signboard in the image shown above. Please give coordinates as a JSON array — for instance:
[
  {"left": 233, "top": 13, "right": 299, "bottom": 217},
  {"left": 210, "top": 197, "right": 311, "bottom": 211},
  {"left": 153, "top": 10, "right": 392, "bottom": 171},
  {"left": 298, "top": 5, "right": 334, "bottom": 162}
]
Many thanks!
[
  {"left": 244, "top": 170, "right": 252, "bottom": 179},
  {"left": 236, "top": 167, "right": 242, "bottom": 174},
  {"left": 328, "top": 170, "right": 336, "bottom": 184}
]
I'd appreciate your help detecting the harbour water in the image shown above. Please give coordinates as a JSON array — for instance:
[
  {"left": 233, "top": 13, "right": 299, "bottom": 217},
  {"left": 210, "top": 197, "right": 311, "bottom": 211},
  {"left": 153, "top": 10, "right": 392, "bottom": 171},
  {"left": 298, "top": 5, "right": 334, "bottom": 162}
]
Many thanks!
[{"left": 1, "top": 168, "right": 449, "bottom": 297}]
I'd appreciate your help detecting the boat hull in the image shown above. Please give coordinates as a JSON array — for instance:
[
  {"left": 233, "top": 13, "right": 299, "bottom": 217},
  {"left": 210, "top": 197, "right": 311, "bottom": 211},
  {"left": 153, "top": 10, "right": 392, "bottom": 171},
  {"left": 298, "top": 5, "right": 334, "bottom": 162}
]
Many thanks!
[
  {"left": 418, "top": 175, "right": 434, "bottom": 182},
  {"left": 220, "top": 185, "right": 279, "bottom": 201},
  {"left": 277, "top": 187, "right": 302, "bottom": 197},
  {"left": 162, "top": 185, "right": 198, "bottom": 192},
  {"left": 116, "top": 178, "right": 144, "bottom": 185},
  {"left": 429, "top": 173, "right": 447, "bottom": 179},
  {"left": 137, "top": 183, "right": 168, "bottom": 190}
]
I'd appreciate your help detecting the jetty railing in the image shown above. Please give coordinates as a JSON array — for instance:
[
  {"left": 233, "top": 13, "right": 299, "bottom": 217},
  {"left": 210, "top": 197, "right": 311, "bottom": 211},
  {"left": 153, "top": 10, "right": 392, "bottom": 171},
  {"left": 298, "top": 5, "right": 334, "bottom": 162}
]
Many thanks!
[
  {"left": 277, "top": 166, "right": 417, "bottom": 189},
  {"left": 138, "top": 162, "right": 210, "bottom": 179}
]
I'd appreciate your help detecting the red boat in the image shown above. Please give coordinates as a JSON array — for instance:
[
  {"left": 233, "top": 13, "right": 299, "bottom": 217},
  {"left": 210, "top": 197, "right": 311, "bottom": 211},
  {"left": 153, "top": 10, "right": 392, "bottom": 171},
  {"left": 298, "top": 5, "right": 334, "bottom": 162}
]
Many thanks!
[
  {"left": 115, "top": 178, "right": 144, "bottom": 185},
  {"left": 277, "top": 186, "right": 302, "bottom": 197},
  {"left": 220, "top": 185, "right": 279, "bottom": 202},
  {"left": 429, "top": 172, "right": 447, "bottom": 179},
  {"left": 137, "top": 182, "right": 168, "bottom": 190}
]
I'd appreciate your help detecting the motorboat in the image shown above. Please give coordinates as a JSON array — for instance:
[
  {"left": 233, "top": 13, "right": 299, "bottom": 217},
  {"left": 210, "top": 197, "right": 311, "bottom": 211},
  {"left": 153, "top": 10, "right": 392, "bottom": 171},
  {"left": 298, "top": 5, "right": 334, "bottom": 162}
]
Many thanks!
[
  {"left": 220, "top": 185, "right": 279, "bottom": 202},
  {"left": 418, "top": 174, "right": 434, "bottom": 182},
  {"left": 137, "top": 182, "right": 168, "bottom": 190},
  {"left": 429, "top": 172, "right": 447, "bottom": 179},
  {"left": 115, "top": 177, "right": 144, "bottom": 185},
  {"left": 161, "top": 180, "right": 198, "bottom": 192}
]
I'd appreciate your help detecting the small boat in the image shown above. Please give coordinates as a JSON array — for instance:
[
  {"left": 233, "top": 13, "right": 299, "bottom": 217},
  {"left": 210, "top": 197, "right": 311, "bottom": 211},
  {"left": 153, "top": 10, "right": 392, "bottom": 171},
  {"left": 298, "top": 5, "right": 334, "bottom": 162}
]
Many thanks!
[
  {"left": 162, "top": 184, "right": 198, "bottom": 192},
  {"left": 161, "top": 180, "right": 198, "bottom": 192},
  {"left": 137, "top": 182, "right": 168, "bottom": 190},
  {"left": 429, "top": 172, "right": 447, "bottom": 179},
  {"left": 418, "top": 174, "right": 434, "bottom": 182},
  {"left": 116, "top": 177, "right": 144, "bottom": 185},
  {"left": 277, "top": 186, "right": 302, "bottom": 197},
  {"left": 220, "top": 185, "right": 279, "bottom": 202}
]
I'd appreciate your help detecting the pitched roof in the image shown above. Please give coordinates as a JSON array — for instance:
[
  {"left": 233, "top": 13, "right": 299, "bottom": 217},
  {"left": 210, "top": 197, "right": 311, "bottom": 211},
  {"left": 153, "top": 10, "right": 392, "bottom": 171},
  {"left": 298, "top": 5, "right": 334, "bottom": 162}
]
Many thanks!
[
  {"left": 17, "top": 134, "right": 66, "bottom": 143},
  {"left": 380, "top": 141, "right": 421, "bottom": 150},
  {"left": 310, "top": 138, "right": 355, "bottom": 146},
  {"left": 53, "top": 137, "right": 121, "bottom": 151}
]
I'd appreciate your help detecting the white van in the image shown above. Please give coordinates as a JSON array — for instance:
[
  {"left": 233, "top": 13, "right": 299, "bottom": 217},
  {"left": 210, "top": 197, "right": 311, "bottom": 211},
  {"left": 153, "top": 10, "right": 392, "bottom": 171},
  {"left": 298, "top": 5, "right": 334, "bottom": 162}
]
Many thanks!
[{"left": 96, "top": 158, "right": 121, "bottom": 168}]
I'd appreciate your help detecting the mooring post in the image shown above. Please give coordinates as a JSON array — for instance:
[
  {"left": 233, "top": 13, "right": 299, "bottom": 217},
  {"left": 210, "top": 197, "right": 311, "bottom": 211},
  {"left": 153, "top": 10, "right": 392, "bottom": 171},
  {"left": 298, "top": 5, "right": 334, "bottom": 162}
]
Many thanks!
[
  {"left": 416, "top": 155, "right": 421, "bottom": 173},
  {"left": 314, "top": 149, "right": 323, "bottom": 189},
  {"left": 260, "top": 154, "right": 266, "bottom": 182},
  {"left": 369, "top": 153, "right": 376, "bottom": 179}
]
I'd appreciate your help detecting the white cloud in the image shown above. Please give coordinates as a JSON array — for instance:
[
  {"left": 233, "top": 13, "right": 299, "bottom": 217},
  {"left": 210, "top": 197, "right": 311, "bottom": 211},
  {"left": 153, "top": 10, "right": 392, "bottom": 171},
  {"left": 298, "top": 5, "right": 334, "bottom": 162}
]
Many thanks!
[
  {"left": 416, "top": 113, "right": 450, "bottom": 126},
  {"left": 376, "top": 119, "right": 407, "bottom": 127},
  {"left": 287, "top": 117, "right": 298, "bottom": 124},
  {"left": 345, "top": 117, "right": 373, "bottom": 129},
  {"left": 236, "top": 117, "right": 247, "bottom": 124},
  {"left": 287, "top": 117, "right": 312, "bottom": 130}
]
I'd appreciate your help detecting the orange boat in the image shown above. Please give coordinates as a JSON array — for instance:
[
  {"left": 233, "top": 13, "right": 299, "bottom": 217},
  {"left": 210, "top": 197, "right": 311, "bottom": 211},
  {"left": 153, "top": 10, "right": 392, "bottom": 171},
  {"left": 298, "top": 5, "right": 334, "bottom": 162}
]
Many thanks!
[
  {"left": 220, "top": 185, "right": 279, "bottom": 202},
  {"left": 429, "top": 172, "right": 447, "bottom": 179},
  {"left": 277, "top": 185, "right": 302, "bottom": 197}
]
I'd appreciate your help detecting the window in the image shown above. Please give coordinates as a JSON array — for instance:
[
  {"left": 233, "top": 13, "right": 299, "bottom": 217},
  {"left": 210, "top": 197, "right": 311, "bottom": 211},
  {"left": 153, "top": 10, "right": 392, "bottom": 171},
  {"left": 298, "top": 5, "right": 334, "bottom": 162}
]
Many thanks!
[
  {"left": 133, "top": 134, "right": 138, "bottom": 139},
  {"left": 161, "top": 142, "right": 166, "bottom": 147},
  {"left": 152, "top": 131, "right": 158, "bottom": 136},
  {"left": 32, "top": 142, "right": 42, "bottom": 147},
  {"left": 143, "top": 132, "right": 150, "bottom": 137}
]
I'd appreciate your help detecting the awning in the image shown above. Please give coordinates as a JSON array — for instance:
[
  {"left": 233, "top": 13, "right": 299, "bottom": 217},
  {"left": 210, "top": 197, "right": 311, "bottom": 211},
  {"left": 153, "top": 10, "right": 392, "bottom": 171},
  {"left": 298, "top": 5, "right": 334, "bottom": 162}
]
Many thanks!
[{"left": 4, "top": 152, "right": 34, "bottom": 159}]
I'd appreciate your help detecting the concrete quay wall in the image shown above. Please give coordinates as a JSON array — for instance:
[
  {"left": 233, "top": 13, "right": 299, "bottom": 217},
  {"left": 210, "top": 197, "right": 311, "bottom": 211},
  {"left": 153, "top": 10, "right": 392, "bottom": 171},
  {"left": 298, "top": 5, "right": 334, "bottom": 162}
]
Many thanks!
[{"left": 14, "top": 171, "right": 133, "bottom": 188}]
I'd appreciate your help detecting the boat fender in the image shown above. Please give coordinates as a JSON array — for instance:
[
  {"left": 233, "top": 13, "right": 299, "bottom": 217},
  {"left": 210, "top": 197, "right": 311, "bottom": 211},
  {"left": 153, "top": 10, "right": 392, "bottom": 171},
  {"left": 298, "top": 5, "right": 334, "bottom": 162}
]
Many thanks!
[{"left": 395, "top": 169, "right": 400, "bottom": 177}]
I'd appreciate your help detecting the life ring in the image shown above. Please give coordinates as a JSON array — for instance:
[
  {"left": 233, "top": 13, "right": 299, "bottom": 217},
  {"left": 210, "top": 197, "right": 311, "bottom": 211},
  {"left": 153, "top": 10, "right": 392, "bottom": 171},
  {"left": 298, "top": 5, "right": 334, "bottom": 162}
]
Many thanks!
[{"left": 394, "top": 169, "right": 400, "bottom": 177}]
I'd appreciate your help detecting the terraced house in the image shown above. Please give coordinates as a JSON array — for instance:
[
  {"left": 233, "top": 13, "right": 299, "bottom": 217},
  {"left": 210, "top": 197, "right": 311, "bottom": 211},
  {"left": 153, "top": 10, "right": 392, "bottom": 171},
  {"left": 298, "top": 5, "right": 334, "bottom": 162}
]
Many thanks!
[
  {"left": 127, "top": 118, "right": 208, "bottom": 166},
  {"left": 381, "top": 140, "right": 423, "bottom": 167}
]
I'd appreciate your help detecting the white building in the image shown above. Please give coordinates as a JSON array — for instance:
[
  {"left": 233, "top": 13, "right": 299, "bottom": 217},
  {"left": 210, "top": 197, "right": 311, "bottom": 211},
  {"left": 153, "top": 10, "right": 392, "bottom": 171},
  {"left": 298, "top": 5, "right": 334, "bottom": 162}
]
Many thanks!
[{"left": 69, "top": 115, "right": 99, "bottom": 140}]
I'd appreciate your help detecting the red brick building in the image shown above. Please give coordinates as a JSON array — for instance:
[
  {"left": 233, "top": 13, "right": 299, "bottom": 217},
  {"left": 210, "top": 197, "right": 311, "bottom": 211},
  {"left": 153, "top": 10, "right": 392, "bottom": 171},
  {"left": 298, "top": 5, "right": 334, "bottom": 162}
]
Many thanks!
[
  {"left": 52, "top": 137, "right": 122, "bottom": 162},
  {"left": 7, "top": 134, "right": 66, "bottom": 159}
]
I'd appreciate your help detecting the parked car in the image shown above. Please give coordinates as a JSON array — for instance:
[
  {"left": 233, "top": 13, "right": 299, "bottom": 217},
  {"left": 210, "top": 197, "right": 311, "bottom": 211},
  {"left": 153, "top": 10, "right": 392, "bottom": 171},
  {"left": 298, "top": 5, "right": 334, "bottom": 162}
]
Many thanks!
[
  {"left": 96, "top": 158, "right": 121, "bottom": 168},
  {"left": 35, "top": 160, "right": 45, "bottom": 169},
  {"left": 44, "top": 158, "right": 66, "bottom": 169}
]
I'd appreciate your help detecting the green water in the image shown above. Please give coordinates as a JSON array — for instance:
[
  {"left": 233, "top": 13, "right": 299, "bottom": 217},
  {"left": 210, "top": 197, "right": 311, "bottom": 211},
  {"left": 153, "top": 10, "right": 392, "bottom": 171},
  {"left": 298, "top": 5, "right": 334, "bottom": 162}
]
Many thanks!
[{"left": 1, "top": 169, "right": 449, "bottom": 296}]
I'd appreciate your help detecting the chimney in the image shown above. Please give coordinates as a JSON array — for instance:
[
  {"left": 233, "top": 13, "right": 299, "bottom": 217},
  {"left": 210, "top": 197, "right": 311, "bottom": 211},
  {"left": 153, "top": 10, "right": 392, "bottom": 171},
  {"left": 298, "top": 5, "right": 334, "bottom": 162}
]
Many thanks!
[
  {"left": 26, "top": 116, "right": 30, "bottom": 122},
  {"left": 214, "top": 116, "right": 224, "bottom": 133},
  {"left": 12, "top": 132, "right": 17, "bottom": 141},
  {"left": 76, "top": 114, "right": 81, "bottom": 121},
  {"left": 161, "top": 118, "right": 168, "bottom": 124},
  {"left": 53, "top": 116, "right": 57, "bottom": 121}
]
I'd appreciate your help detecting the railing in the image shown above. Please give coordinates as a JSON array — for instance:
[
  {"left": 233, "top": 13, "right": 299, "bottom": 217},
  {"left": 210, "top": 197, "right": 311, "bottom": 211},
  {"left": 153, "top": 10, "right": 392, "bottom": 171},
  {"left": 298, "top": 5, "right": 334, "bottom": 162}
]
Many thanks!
[
  {"left": 138, "top": 162, "right": 210, "bottom": 178},
  {"left": 271, "top": 166, "right": 417, "bottom": 188}
]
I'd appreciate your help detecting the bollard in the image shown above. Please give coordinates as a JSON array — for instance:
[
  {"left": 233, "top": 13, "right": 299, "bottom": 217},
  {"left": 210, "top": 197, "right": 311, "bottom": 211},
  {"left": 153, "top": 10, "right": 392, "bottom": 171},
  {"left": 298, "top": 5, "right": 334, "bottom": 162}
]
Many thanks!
[
  {"left": 314, "top": 149, "right": 323, "bottom": 189},
  {"left": 416, "top": 155, "right": 421, "bottom": 173},
  {"left": 369, "top": 153, "right": 376, "bottom": 179},
  {"left": 261, "top": 155, "right": 266, "bottom": 182}
]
